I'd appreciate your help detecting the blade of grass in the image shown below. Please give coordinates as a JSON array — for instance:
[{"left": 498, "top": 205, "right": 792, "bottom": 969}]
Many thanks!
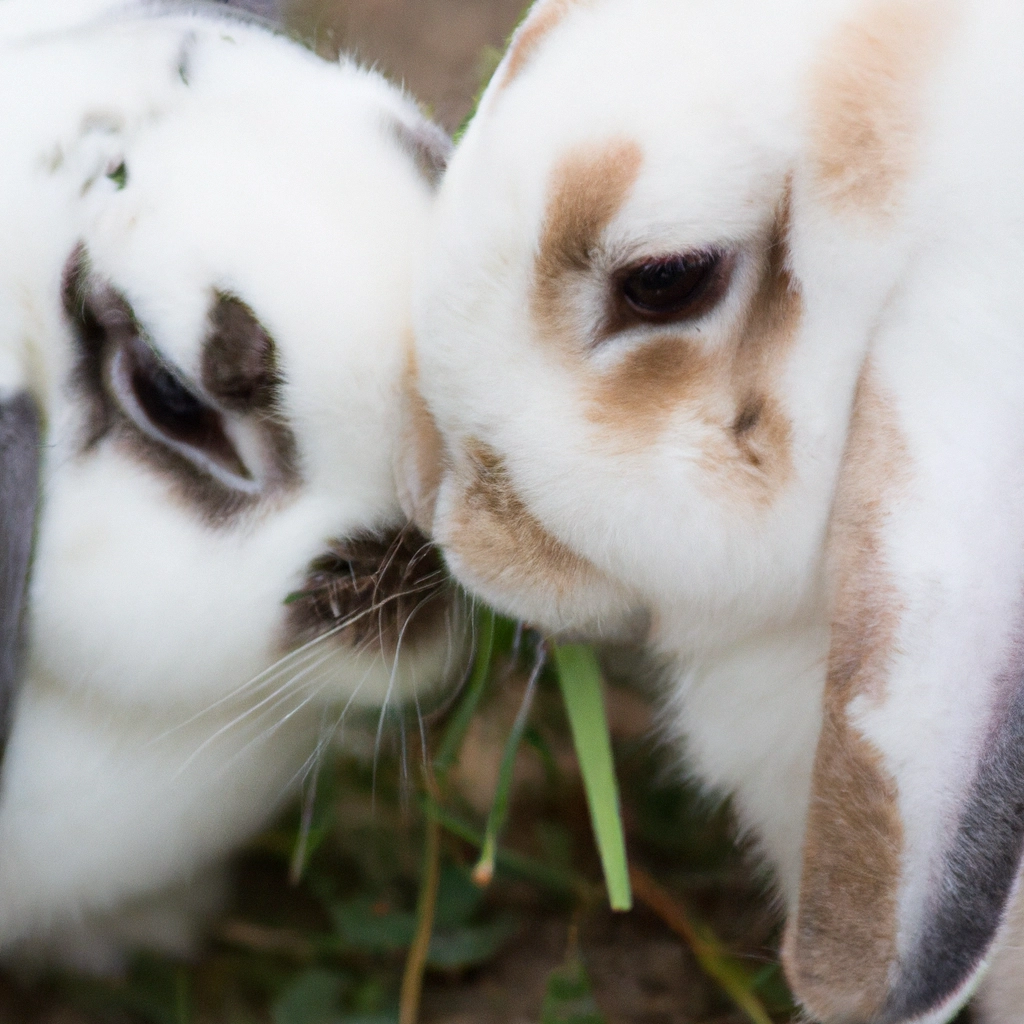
[
  {"left": 630, "top": 866, "right": 773, "bottom": 1024},
  {"left": 552, "top": 644, "right": 631, "bottom": 912},
  {"left": 434, "top": 606, "right": 496, "bottom": 777},
  {"left": 399, "top": 771, "right": 443, "bottom": 1024},
  {"left": 472, "top": 642, "right": 545, "bottom": 887},
  {"left": 423, "top": 799, "right": 594, "bottom": 902}
]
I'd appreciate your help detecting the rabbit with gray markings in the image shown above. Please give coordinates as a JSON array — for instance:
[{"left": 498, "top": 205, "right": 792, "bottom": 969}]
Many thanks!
[
  {"left": 404, "top": 0, "right": 1024, "bottom": 1021},
  {"left": 0, "top": 0, "right": 456, "bottom": 974}
]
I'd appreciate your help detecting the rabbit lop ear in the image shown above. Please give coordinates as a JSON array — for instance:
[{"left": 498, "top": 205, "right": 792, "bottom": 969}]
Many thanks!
[
  {"left": 784, "top": 250, "right": 1024, "bottom": 1020},
  {"left": 0, "top": 392, "right": 39, "bottom": 763}
]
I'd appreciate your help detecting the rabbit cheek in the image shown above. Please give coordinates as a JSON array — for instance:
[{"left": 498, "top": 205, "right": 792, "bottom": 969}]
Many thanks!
[
  {"left": 809, "top": 0, "right": 951, "bottom": 220},
  {"left": 784, "top": 368, "right": 910, "bottom": 1019}
]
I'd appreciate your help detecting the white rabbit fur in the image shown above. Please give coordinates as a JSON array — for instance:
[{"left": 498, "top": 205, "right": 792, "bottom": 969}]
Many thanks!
[
  {"left": 0, "top": 0, "right": 454, "bottom": 973},
  {"left": 405, "top": 0, "right": 1024, "bottom": 1021}
]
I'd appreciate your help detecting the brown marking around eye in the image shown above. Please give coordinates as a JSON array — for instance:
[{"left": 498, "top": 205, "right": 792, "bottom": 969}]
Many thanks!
[
  {"left": 202, "top": 292, "right": 300, "bottom": 489},
  {"left": 497, "top": 0, "right": 591, "bottom": 93},
  {"left": 63, "top": 244, "right": 135, "bottom": 449},
  {"left": 782, "top": 366, "right": 909, "bottom": 1019},
  {"left": 449, "top": 440, "right": 602, "bottom": 601},
  {"left": 63, "top": 247, "right": 299, "bottom": 525},
  {"left": 203, "top": 294, "right": 279, "bottom": 411},
  {"left": 586, "top": 198, "right": 800, "bottom": 505},
  {"left": 809, "top": 0, "right": 950, "bottom": 218},
  {"left": 533, "top": 138, "right": 643, "bottom": 344}
]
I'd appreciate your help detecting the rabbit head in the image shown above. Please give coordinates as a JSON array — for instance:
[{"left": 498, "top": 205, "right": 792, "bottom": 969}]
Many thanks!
[
  {"left": 0, "top": 4, "right": 457, "bottom": 747},
  {"left": 406, "top": 0, "right": 1024, "bottom": 1021}
]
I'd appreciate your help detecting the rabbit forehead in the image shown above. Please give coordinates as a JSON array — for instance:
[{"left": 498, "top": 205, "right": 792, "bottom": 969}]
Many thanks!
[
  {"left": 79, "top": 48, "right": 429, "bottom": 364},
  {"left": 74, "top": 49, "right": 434, "bottom": 506}
]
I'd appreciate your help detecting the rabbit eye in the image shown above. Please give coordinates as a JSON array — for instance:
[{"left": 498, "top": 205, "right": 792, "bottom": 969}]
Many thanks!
[
  {"left": 615, "top": 251, "right": 731, "bottom": 325},
  {"left": 112, "top": 334, "right": 254, "bottom": 487}
]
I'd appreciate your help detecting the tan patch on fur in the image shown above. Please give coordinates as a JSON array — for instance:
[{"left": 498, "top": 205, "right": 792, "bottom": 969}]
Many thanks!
[
  {"left": 783, "top": 367, "right": 911, "bottom": 1019},
  {"left": 533, "top": 138, "right": 644, "bottom": 343},
  {"left": 810, "top": 0, "right": 950, "bottom": 216},
  {"left": 449, "top": 440, "right": 599, "bottom": 599},
  {"left": 397, "top": 349, "right": 446, "bottom": 534},
  {"left": 498, "top": 0, "right": 590, "bottom": 92},
  {"left": 588, "top": 200, "right": 800, "bottom": 505}
]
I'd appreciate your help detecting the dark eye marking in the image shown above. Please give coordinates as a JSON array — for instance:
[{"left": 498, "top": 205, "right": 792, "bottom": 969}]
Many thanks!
[
  {"left": 606, "top": 250, "right": 734, "bottom": 334},
  {"left": 113, "top": 334, "right": 252, "bottom": 484},
  {"left": 203, "top": 294, "right": 279, "bottom": 412},
  {"left": 60, "top": 245, "right": 286, "bottom": 522},
  {"left": 202, "top": 293, "right": 299, "bottom": 486}
]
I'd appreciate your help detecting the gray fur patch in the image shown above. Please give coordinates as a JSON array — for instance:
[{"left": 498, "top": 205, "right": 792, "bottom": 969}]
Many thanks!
[
  {"left": 0, "top": 393, "right": 40, "bottom": 767},
  {"left": 389, "top": 117, "right": 452, "bottom": 188},
  {"left": 879, "top": 642, "right": 1024, "bottom": 1023}
]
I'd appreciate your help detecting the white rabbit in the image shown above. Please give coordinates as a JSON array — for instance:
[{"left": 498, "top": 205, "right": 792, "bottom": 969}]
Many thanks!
[
  {"left": 403, "top": 0, "right": 1024, "bottom": 1021},
  {"left": 0, "top": 0, "right": 455, "bottom": 974}
]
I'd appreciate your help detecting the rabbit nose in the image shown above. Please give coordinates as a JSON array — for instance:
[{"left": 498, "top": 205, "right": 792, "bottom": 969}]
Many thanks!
[
  {"left": 395, "top": 371, "right": 445, "bottom": 535},
  {"left": 286, "top": 527, "right": 447, "bottom": 653}
]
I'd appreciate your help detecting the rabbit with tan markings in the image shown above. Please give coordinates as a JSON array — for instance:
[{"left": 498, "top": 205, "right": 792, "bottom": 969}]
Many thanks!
[
  {"left": 404, "top": 0, "right": 1024, "bottom": 1021},
  {"left": 0, "top": 0, "right": 456, "bottom": 973}
]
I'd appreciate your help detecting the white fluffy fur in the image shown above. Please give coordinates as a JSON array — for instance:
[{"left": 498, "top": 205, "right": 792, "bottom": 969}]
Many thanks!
[
  {"left": 410, "top": 0, "right": 1024, "bottom": 1020},
  {"left": 0, "top": 0, "right": 452, "bottom": 970}
]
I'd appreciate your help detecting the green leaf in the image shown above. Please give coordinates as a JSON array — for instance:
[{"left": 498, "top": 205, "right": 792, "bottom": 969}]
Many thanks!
[
  {"left": 106, "top": 160, "right": 128, "bottom": 189},
  {"left": 433, "top": 863, "right": 484, "bottom": 929},
  {"left": 330, "top": 898, "right": 417, "bottom": 953},
  {"left": 426, "top": 915, "right": 519, "bottom": 970},
  {"left": 273, "top": 970, "right": 348, "bottom": 1024},
  {"left": 552, "top": 644, "right": 632, "bottom": 911},
  {"left": 541, "top": 957, "right": 606, "bottom": 1024}
]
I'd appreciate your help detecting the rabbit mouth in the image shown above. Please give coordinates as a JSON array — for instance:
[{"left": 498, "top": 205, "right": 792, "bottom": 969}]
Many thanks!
[{"left": 285, "top": 527, "right": 450, "bottom": 655}]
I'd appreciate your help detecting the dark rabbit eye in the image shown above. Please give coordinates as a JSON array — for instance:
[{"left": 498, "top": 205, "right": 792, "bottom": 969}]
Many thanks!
[
  {"left": 615, "top": 250, "right": 731, "bottom": 326},
  {"left": 116, "top": 335, "right": 253, "bottom": 485}
]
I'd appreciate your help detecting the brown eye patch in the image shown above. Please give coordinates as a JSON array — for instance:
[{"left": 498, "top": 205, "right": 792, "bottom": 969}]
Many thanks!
[
  {"left": 62, "top": 245, "right": 298, "bottom": 523},
  {"left": 203, "top": 294, "right": 279, "bottom": 412},
  {"left": 202, "top": 292, "right": 299, "bottom": 487}
]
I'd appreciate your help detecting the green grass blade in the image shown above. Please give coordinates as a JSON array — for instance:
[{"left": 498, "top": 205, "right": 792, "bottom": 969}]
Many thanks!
[
  {"left": 552, "top": 644, "right": 631, "bottom": 912},
  {"left": 435, "top": 605, "right": 496, "bottom": 776},
  {"left": 472, "top": 645, "right": 544, "bottom": 886}
]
